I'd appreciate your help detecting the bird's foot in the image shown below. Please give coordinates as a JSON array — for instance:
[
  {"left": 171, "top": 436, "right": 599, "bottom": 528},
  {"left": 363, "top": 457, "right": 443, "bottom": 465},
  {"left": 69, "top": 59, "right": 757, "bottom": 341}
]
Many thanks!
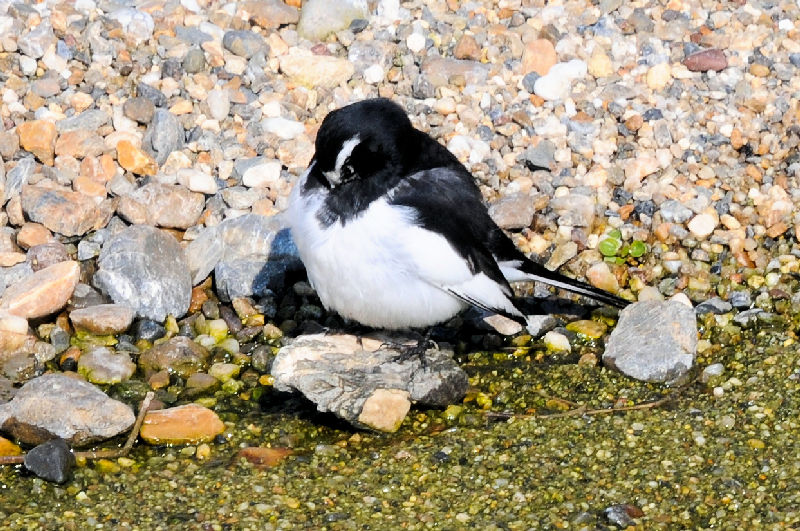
[{"left": 381, "top": 336, "right": 438, "bottom": 367}]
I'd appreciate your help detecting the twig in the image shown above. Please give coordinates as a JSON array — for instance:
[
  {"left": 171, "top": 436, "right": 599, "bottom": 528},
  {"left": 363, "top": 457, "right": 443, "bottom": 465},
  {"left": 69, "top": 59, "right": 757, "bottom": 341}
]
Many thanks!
[
  {"left": 485, "top": 387, "right": 683, "bottom": 421},
  {"left": 0, "top": 391, "right": 154, "bottom": 466}
]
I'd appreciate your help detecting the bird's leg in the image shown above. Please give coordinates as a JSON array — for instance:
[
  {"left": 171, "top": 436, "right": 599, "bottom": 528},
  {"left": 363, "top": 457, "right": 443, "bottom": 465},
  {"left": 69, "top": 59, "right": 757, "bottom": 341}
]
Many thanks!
[{"left": 385, "top": 329, "right": 437, "bottom": 367}]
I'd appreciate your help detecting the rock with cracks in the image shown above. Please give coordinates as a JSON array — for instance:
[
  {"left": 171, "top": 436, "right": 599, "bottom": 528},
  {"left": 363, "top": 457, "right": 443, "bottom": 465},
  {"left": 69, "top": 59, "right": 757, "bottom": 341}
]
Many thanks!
[
  {"left": 602, "top": 300, "right": 697, "bottom": 384},
  {"left": 272, "top": 333, "right": 468, "bottom": 432}
]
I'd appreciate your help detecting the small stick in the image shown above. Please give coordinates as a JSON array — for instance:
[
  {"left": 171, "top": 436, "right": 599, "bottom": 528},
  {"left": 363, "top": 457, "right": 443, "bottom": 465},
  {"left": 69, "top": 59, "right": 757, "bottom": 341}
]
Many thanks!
[
  {"left": 485, "top": 388, "right": 682, "bottom": 421},
  {"left": 0, "top": 391, "right": 154, "bottom": 466}
]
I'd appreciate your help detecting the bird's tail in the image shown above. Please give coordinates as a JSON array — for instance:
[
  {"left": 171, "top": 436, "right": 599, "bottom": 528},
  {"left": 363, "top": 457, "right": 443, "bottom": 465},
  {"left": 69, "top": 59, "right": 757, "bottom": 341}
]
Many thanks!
[{"left": 501, "top": 260, "right": 629, "bottom": 309}]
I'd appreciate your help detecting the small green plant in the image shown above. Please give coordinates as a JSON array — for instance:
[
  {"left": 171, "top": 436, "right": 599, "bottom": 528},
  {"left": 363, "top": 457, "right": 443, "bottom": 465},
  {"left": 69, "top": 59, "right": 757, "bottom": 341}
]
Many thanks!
[{"left": 598, "top": 229, "right": 648, "bottom": 264}]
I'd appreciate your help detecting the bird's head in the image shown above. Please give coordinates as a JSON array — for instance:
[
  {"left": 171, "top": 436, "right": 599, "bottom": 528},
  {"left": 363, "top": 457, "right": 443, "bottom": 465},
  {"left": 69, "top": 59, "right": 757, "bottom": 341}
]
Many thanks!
[{"left": 312, "top": 98, "right": 413, "bottom": 189}]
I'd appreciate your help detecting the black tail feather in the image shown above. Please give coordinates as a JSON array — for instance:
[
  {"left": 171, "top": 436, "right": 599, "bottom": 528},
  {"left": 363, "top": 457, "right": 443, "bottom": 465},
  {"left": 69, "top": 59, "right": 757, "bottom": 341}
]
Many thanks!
[{"left": 519, "top": 260, "right": 630, "bottom": 309}]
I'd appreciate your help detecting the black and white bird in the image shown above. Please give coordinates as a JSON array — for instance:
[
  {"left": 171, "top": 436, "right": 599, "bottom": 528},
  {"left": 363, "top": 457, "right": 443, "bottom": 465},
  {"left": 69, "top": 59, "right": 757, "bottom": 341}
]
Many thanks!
[{"left": 287, "top": 98, "right": 628, "bottom": 331}]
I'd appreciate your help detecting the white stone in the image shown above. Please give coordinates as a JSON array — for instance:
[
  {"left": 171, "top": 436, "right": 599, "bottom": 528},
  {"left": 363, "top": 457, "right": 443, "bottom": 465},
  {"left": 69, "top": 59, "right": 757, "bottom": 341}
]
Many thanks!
[
  {"left": 533, "top": 59, "right": 587, "bottom": 101},
  {"left": 206, "top": 88, "right": 230, "bottom": 121},
  {"left": 242, "top": 160, "right": 283, "bottom": 188},
  {"left": 687, "top": 213, "right": 717, "bottom": 238},
  {"left": 177, "top": 169, "right": 218, "bottom": 195},
  {"left": 262, "top": 117, "right": 305, "bottom": 140},
  {"left": 19, "top": 55, "right": 37, "bottom": 76},
  {"left": 407, "top": 33, "right": 426, "bottom": 54},
  {"left": 543, "top": 331, "right": 571, "bottom": 352},
  {"left": 363, "top": 64, "right": 385, "bottom": 84},
  {"left": 446, "top": 135, "right": 490, "bottom": 164}
]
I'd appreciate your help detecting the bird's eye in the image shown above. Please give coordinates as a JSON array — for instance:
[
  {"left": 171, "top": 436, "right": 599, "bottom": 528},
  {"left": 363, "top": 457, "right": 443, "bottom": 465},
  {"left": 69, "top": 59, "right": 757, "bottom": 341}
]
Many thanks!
[{"left": 341, "top": 162, "right": 355, "bottom": 180}]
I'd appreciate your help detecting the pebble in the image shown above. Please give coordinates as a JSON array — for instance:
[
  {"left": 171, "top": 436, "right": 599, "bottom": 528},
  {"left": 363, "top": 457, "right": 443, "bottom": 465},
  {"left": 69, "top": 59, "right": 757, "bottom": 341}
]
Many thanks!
[
  {"left": 279, "top": 55, "right": 355, "bottom": 89},
  {"left": 206, "top": 89, "right": 230, "bottom": 121},
  {"left": 69, "top": 304, "right": 135, "bottom": 335},
  {"left": 123, "top": 97, "right": 155, "bottom": 124},
  {"left": 683, "top": 49, "right": 728, "bottom": 72},
  {"left": 23, "top": 438, "right": 75, "bottom": 484},
  {"left": 522, "top": 39, "right": 557, "bottom": 76},
  {"left": 296, "top": 0, "right": 368, "bottom": 41},
  {"left": 17, "top": 121, "right": 57, "bottom": 166},
  {"left": 94, "top": 225, "right": 192, "bottom": 322},
  {"left": 646, "top": 63, "right": 671, "bottom": 90},
  {"left": 603, "top": 301, "right": 697, "bottom": 384},
  {"left": 78, "top": 347, "right": 136, "bottom": 384},
  {"left": 140, "top": 404, "right": 225, "bottom": 445},
  {"left": 222, "top": 30, "right": 266, "bottom": 58},
  {"left": 533, "top": 60, "right": 587, "bottom": 101},
  {"left": 0, "top": 373, "right": 134, "bottom": 446},
  {"left": 177, "top": 169, "right": 218, "bottom": 195},
  {"left": 117, "top": 140, "right": 157, "bottom": 176},
  {"left": 0, "top": 261, "right": 79, "bottom": 319},
  {"left": 262, "top": 117, "right": 305, "bottom": 140},
  {"left": 687, "top": 213, "right": 717, "bottom": 238},
  {"left": 138, "top": 336, "right": 210, "bottom": 378},
  {"left": 117, "top": 183, "right": 204, "bottom": 229}
]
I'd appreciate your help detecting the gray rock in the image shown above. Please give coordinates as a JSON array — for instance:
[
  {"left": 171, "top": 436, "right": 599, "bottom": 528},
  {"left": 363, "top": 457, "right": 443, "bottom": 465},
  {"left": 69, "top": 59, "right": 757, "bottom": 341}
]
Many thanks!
[
  {"left": 136, "top": 83, "right": 167, "bottom": 107},
  {"left": 117, "top": 183, "right": 204, "bottom": 229},
  {"left": 123, "top": 96, "right": 155, "bottom": 124},
  {"left": 0, "top": 373, "right": 135, "bottom": 446},
  {"left": 21, "top": 186, "right": 114, "bottom": 237},
  {"left": 94, "top": 225, "right": 192, "bottom": 322},
  {"left": 24, "top": 438, "right": 75, "bottom": 484},
  {"left": 695, "top": 297, "right": 733, "bottom": 315},
  {"left": 297, "top": 0, "right": 368, "bottom": 41},
  {"left": 549, "top": 193, "right": 595, "bottom": 227},
  {"left": 603, "top": 300, "right": 697, "bottom": 384},
  {"left": 78, "top": 347, "right": 136, "bottom": 384},
  {"left": 138, "top": 336, "right": 210, "bottom": 378},
  {"left": 520, "top": 140, "right": 555, "bottom": 170},
  {"left": 659, "top": 199, "right": 693, "bottom": 224},
  {"left": 273, "top": 333, "right": 468, "bottom": 432},
  {"left": 728, "top": 290, "right": 752, "bottom": 309},
  {"left": 18, "top": 22, "right": 56, "bottom": 59},
  {"left": 489, "top": 193, "right": 536, "bottom": 230},
  {"left": 144, "top": 109, "right": 184, "bottom": 165},
  {"left": 222, "top": 30, "right": 266, "bottom": 58},
  {"left": 185, "top": 213, "right": 302, "bottom": 298},
  {"left": 56, "top": 110, "right": 110, "bottom": 133},
  {"left": 0, "top": 262, "right": 34, "bottom": 298},
  {"left": 182, "top": 48, "right": 206, "bottom": 73},
  {"left": 732, "top": 308, "right": 764, "bottom": 327},
  {"left": 4, "top": 157, "right": 35, "bottom": 204}
]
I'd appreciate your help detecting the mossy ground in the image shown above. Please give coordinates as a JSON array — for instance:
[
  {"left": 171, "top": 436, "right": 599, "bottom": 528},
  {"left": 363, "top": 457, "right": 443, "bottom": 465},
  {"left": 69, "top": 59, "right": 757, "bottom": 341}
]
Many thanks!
[{"left": 1, "top": 321, "right": 799, "bottom": 530}]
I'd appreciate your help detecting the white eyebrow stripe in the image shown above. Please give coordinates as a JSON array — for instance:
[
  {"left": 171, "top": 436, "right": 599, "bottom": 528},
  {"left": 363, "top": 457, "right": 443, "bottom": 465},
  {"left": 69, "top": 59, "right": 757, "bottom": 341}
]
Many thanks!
[{"left": 335, "top": 135, "right": 361, "bottom": 173}]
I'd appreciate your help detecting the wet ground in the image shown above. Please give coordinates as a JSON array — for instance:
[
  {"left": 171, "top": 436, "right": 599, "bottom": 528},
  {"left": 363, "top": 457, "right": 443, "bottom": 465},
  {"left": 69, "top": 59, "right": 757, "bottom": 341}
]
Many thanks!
[{"left": 1, "top": 317, "right": 798, "bottom": 530}]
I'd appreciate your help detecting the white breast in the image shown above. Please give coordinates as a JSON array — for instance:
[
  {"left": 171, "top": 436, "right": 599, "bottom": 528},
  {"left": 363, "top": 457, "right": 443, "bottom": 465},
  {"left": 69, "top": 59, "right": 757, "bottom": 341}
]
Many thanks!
[{"left": 286, "top": 169, "right": 521, "bottom": 329}]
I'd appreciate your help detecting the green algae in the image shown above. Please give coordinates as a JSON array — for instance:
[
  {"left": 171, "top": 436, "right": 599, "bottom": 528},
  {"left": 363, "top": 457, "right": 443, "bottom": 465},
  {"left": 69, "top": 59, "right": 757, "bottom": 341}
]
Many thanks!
[{"left": 2, "top": 323, "right": 800, "bottom": 529}]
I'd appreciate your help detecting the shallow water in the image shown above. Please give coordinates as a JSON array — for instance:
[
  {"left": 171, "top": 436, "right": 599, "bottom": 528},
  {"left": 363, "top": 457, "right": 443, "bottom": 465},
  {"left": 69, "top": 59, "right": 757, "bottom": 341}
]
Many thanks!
[{"left": 1, "top": 323, "right": 799, "bottom": 530}]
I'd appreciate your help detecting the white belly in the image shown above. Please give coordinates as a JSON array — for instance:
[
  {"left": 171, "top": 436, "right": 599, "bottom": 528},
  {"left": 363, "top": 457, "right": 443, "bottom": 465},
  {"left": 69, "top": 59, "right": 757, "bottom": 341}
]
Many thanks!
[{"left": 287, "top": 181, "right": 467, "bottom": 329}]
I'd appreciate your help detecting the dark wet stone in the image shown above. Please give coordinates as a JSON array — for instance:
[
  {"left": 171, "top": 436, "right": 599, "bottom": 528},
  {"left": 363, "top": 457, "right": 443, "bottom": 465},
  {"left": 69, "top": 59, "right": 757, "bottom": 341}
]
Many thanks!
[
  {"left": 695, "top": 297, "right": 733, "bottom": 315},
  {"left": 136, "top": 83, "right": 167, "bottom": 107},
  {"left": 93, "top": 225, "right": 192, "bottom": 322},
  {"left": 2, "top": 416, "right": 59, "bottom": 446},
  {"left": 123, "top": 96, "right": 155, "bottom": 124},
  {"left": 131, "top": 319, "right": 167, "bottom": 341},
  {"left": 24, "top": 438, "right": 75, "bottom": 484},
  {"left": 138, "top": 336, "right": 210, "bottom": 378},
  {"left": 603, "top": 300, "right": 697, "bottom": 384},
  {"left": 219, "top": 305, "right": 243, "bottom": 334},
  {"left": 728, "top": 290, "right": 752, "bottom": 309},
  {"left": 250, "top": 344, "right": 274, "bottom": 373}
]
